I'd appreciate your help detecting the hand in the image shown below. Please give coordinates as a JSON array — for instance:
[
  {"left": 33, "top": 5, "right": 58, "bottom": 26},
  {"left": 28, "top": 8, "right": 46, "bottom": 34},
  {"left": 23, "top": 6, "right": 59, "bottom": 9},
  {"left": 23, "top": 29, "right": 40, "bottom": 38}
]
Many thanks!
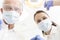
[{"left": 44, "top": 0, "right": 53, "bottom": 10}]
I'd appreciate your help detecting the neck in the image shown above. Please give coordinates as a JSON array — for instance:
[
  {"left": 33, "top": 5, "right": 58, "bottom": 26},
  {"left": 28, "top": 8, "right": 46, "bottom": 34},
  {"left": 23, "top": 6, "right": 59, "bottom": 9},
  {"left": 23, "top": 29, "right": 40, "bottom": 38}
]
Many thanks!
[{"left": 8, "top": 24, "right": 14, "bottom": 30}]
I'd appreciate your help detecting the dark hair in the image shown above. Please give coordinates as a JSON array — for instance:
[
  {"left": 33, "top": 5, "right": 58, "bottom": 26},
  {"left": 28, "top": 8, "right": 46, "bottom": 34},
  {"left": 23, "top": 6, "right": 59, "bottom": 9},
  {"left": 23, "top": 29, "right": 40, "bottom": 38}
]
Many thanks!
[{"left": 34, "top": 10, "right": 48, "bottom": 20}]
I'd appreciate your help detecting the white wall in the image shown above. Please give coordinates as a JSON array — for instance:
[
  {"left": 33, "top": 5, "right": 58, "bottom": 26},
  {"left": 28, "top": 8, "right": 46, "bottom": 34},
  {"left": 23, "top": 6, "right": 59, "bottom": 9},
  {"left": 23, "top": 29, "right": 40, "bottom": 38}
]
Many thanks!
[{"left": 48, "top": 6, "right": 60, "bottom": 25}]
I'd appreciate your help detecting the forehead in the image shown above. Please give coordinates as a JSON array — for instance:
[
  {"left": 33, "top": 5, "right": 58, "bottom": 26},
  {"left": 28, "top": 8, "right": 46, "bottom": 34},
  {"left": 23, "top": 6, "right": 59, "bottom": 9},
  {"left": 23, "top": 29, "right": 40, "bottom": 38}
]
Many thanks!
[
  {"left": 35, "top": 12, "right": 48, "bottom": 20},
  {"left": 3, "top": 0, "right": 21, "bottom": 8}
]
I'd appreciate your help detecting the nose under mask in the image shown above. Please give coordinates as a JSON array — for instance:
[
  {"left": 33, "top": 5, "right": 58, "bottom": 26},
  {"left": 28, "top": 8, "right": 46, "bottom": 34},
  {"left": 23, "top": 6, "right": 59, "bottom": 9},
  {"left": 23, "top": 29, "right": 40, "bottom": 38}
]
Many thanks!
[
  {"left": 3, "top": 11, "right": 20, "bottom": 24},
  {"left": 38, "top": 19, "right": 52, "bottom": 32}
]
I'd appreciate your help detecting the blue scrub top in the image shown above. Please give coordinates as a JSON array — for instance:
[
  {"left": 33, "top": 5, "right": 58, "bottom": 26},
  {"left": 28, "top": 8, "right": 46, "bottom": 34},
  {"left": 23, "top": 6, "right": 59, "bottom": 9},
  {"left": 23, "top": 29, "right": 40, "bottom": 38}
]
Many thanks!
[{"left": 44, "top": 0, "right": 53, "bottom": 10}]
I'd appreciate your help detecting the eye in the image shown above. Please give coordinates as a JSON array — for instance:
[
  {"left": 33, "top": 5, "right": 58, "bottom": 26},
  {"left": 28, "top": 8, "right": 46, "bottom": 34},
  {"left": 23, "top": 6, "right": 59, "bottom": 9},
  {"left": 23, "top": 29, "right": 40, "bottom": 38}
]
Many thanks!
[
  {"left": 15, "top": 8, "right": 18, "bottom": 11},
  {"left": 4, "top": 6, "right": 13, "bottom": 11},
  {"left": 14, "top": 7, "right": 20, "bottom": 11},
  {"left": 37, "top": 20, "right": 41, "bottom": 23},
  {"left": 8, "top": 7, "right": 12, "bottom": 10},
  {"left": 43, "top": 17, "right": 47, "bottom": 20}
]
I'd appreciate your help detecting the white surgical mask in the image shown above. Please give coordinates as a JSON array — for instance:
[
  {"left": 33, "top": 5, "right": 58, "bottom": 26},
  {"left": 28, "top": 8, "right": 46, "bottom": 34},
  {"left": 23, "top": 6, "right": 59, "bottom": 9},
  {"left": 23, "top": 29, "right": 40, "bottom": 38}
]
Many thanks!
[
  {"left": 3, "top": 11, "right": 20, "bottom": 24},
  {"left": 38, "top": 18, "right": 52, "bottom": 32}
]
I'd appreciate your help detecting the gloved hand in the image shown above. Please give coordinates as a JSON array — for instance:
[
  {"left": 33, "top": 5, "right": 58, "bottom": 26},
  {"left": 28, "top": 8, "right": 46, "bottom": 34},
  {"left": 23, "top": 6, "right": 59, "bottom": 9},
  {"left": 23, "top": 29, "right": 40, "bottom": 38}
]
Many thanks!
[
  {"left": 44, "top": 0, "right": 53, "bottom": 10},
  {"left": 31, "top": 35, "right": 44, "bottom": 40},
  {"left": 0, "top": 20, "right": 2, "bottom": 24},
  {"left": 0, "top": 20, "right": 2, "bottom": 30}
]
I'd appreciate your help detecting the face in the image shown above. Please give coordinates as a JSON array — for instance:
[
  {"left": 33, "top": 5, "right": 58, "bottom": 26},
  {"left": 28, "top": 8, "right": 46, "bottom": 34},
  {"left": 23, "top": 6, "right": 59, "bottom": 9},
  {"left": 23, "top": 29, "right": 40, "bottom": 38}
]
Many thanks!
[
  {"left": 3, "top": 4, "right": 21, "bottom": 15},
  {"left": 34, "top": 12, "right": 49, "bottom": 24},
  {"left": 2, "top": 0, "right": 22, "bottom": 14},
  {"left": 2, "top": 0, "right": 22, "bottom": 24}
]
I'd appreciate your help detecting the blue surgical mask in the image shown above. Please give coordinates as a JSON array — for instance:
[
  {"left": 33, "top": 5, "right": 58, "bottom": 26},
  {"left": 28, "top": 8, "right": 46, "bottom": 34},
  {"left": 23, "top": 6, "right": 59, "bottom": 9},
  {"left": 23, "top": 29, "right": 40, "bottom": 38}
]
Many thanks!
[
  {"left": 3, "top": 11, "right": 20, "bottom": 24},
  {"left": 38, "top": 18, "right": 52, "bottom": 32}
]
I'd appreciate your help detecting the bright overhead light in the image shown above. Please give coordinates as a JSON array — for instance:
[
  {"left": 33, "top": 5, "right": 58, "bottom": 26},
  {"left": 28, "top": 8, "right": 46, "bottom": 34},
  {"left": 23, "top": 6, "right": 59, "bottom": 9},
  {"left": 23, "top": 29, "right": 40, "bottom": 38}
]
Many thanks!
[{"left": 25, "top": 0, "right": 44, "bottom": 8}]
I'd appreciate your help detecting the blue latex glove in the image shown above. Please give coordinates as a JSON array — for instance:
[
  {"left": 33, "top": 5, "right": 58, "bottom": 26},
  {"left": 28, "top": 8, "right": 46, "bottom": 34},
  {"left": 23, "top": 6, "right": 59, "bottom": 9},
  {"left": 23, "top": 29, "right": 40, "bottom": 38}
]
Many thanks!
[
  {"left": 31, "top": 35, "right": 44, "bottom": 40},
  {"left": 0, "top": 20, "right": 2, "bottom": 24},
  {"left": 0, "top": 20, "right": 2, "bottom": 30},
  {"left": 44, "top": 0, "right": 53, "bottom": 10}
]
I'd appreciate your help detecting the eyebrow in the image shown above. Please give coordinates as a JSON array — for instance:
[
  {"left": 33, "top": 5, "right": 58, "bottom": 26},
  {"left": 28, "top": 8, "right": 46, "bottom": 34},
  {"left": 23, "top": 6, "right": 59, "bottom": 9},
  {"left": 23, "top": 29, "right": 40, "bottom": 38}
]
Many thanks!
[{"left": 34, "top": 10, "right": 49, "bottom": 18}]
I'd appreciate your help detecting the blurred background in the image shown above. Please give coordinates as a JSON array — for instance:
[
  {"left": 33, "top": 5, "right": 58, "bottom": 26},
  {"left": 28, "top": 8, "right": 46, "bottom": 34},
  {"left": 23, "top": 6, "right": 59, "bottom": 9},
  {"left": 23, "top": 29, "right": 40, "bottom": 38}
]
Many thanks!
[{"left": 0, "top": 0, "right": 60, "bottom": 40}]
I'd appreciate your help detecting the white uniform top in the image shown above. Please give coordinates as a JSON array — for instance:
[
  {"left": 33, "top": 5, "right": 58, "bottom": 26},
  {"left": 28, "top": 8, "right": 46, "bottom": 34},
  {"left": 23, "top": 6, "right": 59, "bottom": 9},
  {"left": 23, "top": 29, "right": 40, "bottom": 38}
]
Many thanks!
[
  {"left": 44, "top": 25, "right": 60, "bottom": 40},
  {"left": 0, "top": 28, "right": 24, "bottom": 40},
  {"left": 0, "top": 21, "right": 24, "bottom": 40}
]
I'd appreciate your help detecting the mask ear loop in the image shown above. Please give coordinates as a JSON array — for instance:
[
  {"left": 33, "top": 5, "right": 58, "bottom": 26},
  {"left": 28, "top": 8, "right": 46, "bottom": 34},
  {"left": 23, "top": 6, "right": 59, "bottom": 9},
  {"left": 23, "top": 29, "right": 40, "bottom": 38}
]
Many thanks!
[{"left": 3, "top": 19, "right": 8, "bottom": 25}]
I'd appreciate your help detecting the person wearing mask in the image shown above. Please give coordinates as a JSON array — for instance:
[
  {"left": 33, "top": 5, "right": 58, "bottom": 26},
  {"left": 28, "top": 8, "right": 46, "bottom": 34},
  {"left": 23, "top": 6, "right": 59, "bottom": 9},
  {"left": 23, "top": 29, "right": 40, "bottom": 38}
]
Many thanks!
[
  {"left": 34, "top": 10, "right": 60, "bottom": 40},
  {"left": 0, "top": 0, "right": 24, "bottom": 40},
  {"left": 1, "top": 0, "right": 22, "bottom": 30}
]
